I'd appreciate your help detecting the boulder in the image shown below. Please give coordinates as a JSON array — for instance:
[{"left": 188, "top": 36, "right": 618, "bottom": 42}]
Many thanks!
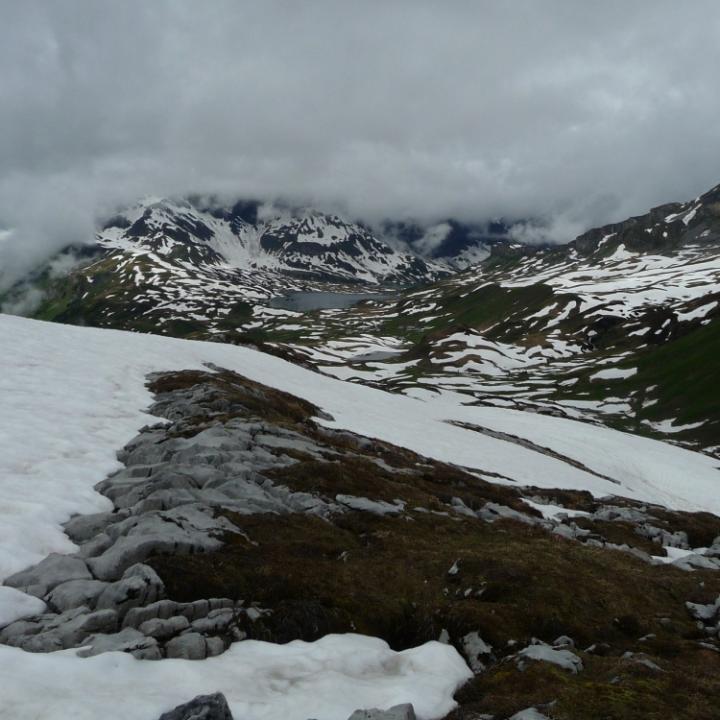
[
  {"left": 516, "top": 641, "right": 584, "bottom": 674},
  {"left": 205, "top": 636, "right": 227, "bottom": 657},
  {"left": 686, "top": 597, "right": 720, "bottom": 622},
  {"left": 190, "top": 608, "right": 235, "bottom": 635},
  {"left": 4, "top": 554, "right": 92, "bottom": 598},
  {"left": 477, "top": 503, "right": 538, "bottom": 525},
  {"left": 8, "top": 607, "right": 118, "bottom": 652},
  {"left": 95, "top": 564, "right": 165, "bottom": 619},
  {"left": 509, "top": 710, "right": 551, "bottom": 720},
  {"left": 87, "top": 506, "right": 236, "bottom": 580},
  {"left": 76, "top": 532, "right": 114, "bottom": 559},
  {"left": 63, "top": 512, "right": 119, "bottom": 543},
  {"left": 77, "top": 627, "right": 161, "bottom": 659},
  {"left": 45, "top": 579, "right": 108, "bottom": 613},
  {"left": 347, "top": 705, "right": 416, "bottom": 720},
  {"left": 177, "top": 599, "right": 210, "bottom": 622},
  {"left": 165, "top": 632, "right": 207, "bottom": 660},
  {"left": 0, "top": 587, "right": 47, "bottom": 629},
  {"left": 673, "top": 554, "right": 720, "bottom": 571},
  {"left": 139, "top": 615, "right": 190, "bottom": 640},
  {"left": 158, "top": 692, "right": 234, "bottom": 720},
  {"left": 123, "top": 599, "right": 182, "bottom": 628},
  {"left": 462, "top": 631, "right": 493, "bottom": 673}
]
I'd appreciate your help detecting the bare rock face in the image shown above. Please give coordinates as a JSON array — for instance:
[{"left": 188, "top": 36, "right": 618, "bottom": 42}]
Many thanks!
[{"left": 158, "top": 692, "right": 234, "bottom": 720}]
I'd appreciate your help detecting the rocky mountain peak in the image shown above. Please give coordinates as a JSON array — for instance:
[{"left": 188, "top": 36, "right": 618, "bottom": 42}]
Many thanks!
[{"left": 98, "top": 197, "right": 445, "bottom": 285}]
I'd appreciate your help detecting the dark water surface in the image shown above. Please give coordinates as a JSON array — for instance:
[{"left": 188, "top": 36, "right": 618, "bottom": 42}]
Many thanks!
[{"left": 269, "top": 290, "right": 394, "bottom": 312}]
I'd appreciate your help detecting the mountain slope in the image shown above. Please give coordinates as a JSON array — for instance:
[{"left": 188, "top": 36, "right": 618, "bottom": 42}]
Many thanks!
[
  {"left": 254, "top": 183, "right": 720, "bottom": 456},
  {"left": 101, "top": 198, "right": 441, "bottom": 284},
  {"left": 2, "top": 314, "right": 720, "bottom": 719},
  {"left": 0, "top": 198, "right": 446, "bottom": 336},
  {"left": 4, "top": 184, "right": 720, "bottom": 456}
]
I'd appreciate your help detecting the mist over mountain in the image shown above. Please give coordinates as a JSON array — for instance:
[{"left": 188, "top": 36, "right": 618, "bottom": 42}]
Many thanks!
[{"left": 3, "top": 1, "right": 720, "bottom": 286}]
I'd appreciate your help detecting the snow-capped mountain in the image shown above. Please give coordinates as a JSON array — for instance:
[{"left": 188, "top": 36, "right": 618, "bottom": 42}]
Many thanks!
[
  {"left": 100, "top": 198, "right": 443, "bottom": 285},
  {"left": 0, "top": 197, "right": 453, "bottom": 337}
]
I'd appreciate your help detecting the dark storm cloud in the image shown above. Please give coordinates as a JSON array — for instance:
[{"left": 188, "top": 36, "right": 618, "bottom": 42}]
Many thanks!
[{"left": 2, "top": 0, "right": 720, "bottom": 282}]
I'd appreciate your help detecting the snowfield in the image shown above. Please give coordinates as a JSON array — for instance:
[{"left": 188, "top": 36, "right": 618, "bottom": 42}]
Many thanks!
[
  {"left": 0, "top": 635, "right": 471, "bottom": 720},
  {"left": 2, "top": 313, "right": 720, "bottom": 581},
  {"left": 1, "top": 313, "right": 720, "bottom": 719}
]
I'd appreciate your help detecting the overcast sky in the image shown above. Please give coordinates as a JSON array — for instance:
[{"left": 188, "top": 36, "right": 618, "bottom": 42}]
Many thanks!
[{"left": 2, "top": 0, "right": 720, "bottom": 281}]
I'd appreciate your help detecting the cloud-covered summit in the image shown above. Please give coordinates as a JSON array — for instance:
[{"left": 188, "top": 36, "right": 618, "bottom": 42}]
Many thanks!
[{"left": 2, "top": 0, "right": 720, "bottom": 284}]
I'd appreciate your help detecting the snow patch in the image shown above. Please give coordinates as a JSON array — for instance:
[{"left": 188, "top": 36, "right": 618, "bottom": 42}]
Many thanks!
[{"left": 0, "top": 635, "right": 472, "bottom": 720}]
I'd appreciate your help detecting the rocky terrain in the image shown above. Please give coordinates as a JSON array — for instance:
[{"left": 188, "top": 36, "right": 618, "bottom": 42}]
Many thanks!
[
  {"left": 2, "top": 184, "right": 720, "bottom": 719},
  {"left": 2, "top": 364, "right": 720, "bottom": 718}
]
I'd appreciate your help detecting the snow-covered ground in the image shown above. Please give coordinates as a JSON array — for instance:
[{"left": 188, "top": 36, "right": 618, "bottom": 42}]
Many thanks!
[
  {"left": 2, "top": 313, "right": 720, "bottom": 718},
  {"left": 3, "top": 313, "right": 720, "bottom": 580},
  {"left": 0, "top": 635, "right": 471, "bottom": 720},
  {"left": 498, "top": 243, "right": 720, "bottom": 318}
]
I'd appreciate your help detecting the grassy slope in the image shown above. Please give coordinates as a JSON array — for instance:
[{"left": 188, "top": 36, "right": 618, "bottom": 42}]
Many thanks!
[{"left": 549, "top": 316, "right": 720, "bottom": 449}]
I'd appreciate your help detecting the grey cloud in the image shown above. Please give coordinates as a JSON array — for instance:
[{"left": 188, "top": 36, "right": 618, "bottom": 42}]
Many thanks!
[
  {"left": 2, "top": 0, "right": 720, "bottom": 285},
  {"left": 416, "top": 223, "right": 453, "bottom": 254}
]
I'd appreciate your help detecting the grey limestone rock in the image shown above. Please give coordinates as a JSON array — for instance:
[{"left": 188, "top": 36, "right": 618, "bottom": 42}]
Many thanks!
[
  {"left": 95, "top": 563, "right": 165, "bottom": 619},
  {"left": 205, "top": 636, "right": 227, "bottom": 657},
  {"left": 5, "top": 554, "right": 92, "bottom": 598},
  {"left": 76, "top": 532, "right": 114, "bottom": 559},
  {"left": 123, "top": 599, "right": 182, "bottom": 628},
  {"left": 3, "top": 607, "right": 118, "bottom": 652},
  {"left": 179, "top": 599, "right": 210, "bottom": 622},
  {"left": 87, "top": 506, "right": 237, "bottom": 580},
  {"left": 516, "top": 641, "right": 584, "bottom": 674},
  {"left": 190, "top": 608, "right": 235, "bottom": 635},
  {"left": 0, "top": 372, "right": 356, "bottom": 661},
  {"left": 673, "top": 554, "right": 720, "bottom": 571},
  {"left": 77, "top": 627, "right": 161, "bottom": 659},
  {"left": 0, "top": 618, "right": 43, "bottom": 644},
  {"left": 477, "top": 502, "right": 539, "bottom": 526},
  {"left": 45, "top": 579, "right": 109, "bottom": 613},
  {"left": 687, "top": 597, "right": 720, "bottom": 622},
  {"left": 64, "top": 512, "right": 120, "bottom": 543},
  {"left": 347, "top": 704, "right": 416, "bottom": 720},
  {"left": 165, "top": 631, "right": 208, "bottom": 659},
  {"left": 593, "top": 505, "right": 649, "bottom": 523},
  {"left": 509, "top": 710, "right": 551, "bottom": 720},
  {"left": 139, "top": 615, "right": 190, "bottom": 640},
  {"left": 158, "top": 692, "right": 234, "bottom": 720}
]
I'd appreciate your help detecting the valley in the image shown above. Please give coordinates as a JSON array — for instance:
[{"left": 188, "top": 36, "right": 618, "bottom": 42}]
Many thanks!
[{"left": 1, "top": 184, "right": 720, "bottom": 720}]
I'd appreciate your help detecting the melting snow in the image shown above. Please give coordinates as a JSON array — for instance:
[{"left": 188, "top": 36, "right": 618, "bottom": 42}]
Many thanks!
[
  {"left": 0, "top": 635, "right": 471, "bottom": 720},
  {"left": 589, "top": 367, "right": 637, "bottom": 381}
]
